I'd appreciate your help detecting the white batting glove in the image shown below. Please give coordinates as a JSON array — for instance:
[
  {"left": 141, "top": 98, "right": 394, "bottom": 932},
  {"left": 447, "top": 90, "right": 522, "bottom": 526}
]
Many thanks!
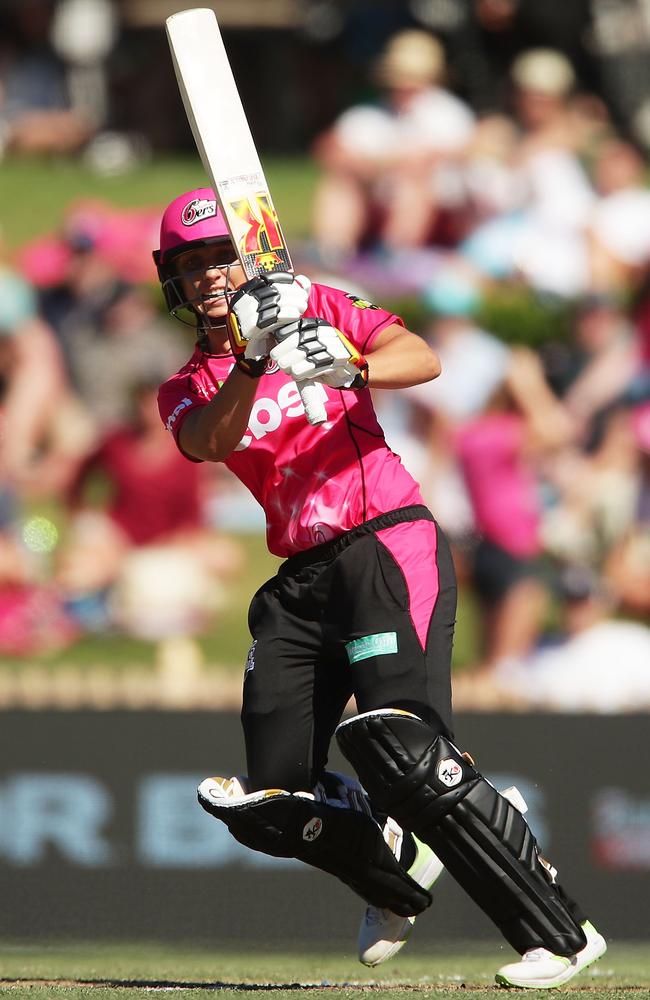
[
  {"left": 270, "top": 318, "right": 369, "bottom": 389},
  {"left": 227, "top": 272, "right": 311, "bottom": 345}
]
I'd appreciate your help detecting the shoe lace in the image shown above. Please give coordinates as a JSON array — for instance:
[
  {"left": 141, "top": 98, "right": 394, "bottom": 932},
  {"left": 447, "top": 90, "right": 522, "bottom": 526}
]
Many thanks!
[{"left": 523, "top": 948, "right": 553, "bottom": 963}]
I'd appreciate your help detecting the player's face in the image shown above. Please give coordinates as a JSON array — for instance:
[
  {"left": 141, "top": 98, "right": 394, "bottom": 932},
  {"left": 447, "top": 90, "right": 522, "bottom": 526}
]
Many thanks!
[{"left": 174, "top": 242, "right": 245, "bottom": 321}]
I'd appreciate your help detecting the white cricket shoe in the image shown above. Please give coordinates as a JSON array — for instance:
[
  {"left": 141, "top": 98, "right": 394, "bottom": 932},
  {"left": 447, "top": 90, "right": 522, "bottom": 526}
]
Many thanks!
[
  {"left": 358, "top": 835, "right": 444, "bottom": 967},
  {"left": 495, "top": 920, "right": 607, "bottom": 989}
]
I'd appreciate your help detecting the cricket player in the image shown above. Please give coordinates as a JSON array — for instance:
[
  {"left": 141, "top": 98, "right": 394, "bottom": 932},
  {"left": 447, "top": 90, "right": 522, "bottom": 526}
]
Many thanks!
[{"left": 155, "top": 188, "right": 605, "bottom": 987}]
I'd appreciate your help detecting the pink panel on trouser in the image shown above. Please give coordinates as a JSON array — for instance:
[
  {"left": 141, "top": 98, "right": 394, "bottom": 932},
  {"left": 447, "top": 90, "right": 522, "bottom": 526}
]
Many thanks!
[{"left": 375, "top": 519, "right": 440, "bottom": 652}]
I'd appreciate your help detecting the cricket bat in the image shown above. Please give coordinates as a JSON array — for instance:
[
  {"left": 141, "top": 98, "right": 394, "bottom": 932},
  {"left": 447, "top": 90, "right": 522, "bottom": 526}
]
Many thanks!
[{"left": 165, "top": 7, "right": 327, "bottom": 426}]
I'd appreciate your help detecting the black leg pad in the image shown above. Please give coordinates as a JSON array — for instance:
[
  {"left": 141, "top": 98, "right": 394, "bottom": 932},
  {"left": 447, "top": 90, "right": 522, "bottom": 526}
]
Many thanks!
[
  {"left": 198, "top": 784, "right": 431, "bottom": 917},
  {"left": 336, "top": 710, "right": 587, "bottom": 956}
]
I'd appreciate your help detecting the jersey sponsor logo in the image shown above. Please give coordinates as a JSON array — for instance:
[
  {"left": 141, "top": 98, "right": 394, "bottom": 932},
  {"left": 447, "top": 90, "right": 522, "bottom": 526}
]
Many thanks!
[
  {"left": 345, "top": 632, "right": 398, "bottom": 664},
  {"left": 302, "top": 817, "right": 323, "bottom": 842},
  {"left": 165, "top": 396, "right": 193, "bottom": 431},
  {"left": 437, "top": 758, "right": 463, "bottom": 788},
  {"left": 235, "top": 380, "right": 328, "bottom": 450},
  {"left": 344, "top": 293, "right": 379, "bottom": 310},
  {"left": 181, "top": 197, "right": 217, "bottom": 226}
]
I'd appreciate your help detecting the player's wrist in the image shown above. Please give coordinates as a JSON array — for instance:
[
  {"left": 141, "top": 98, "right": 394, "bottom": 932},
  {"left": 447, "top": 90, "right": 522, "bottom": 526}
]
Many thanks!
[
  {"left": 227, "top": 308, "right": 273, "bottom": 378},
  {"left": 233, "top": 354, "right": 268, "bottom": 378},
  {"left": 346, "top": 357, "right": 369, "bottom": 390}
]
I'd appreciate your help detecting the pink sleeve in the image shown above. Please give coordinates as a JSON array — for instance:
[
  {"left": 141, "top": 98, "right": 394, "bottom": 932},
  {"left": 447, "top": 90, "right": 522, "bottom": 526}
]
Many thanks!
[
  {"left": 157, "top": 378, "right": 208, "bottom": 463},
  {"left": 308, "top": 284, "right": 404, "bottom": 353}
]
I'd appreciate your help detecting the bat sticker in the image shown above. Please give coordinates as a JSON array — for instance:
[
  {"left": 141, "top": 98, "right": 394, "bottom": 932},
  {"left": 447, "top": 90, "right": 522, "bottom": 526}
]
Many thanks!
[{"left": 224, "top": 191, "right": 291, "bottom": 274}]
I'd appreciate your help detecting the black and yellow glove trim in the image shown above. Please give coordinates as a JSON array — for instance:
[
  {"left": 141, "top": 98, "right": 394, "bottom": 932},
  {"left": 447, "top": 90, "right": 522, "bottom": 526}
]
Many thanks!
[{"left": 337, "top": 329, "right": 369, "bottom": 389}]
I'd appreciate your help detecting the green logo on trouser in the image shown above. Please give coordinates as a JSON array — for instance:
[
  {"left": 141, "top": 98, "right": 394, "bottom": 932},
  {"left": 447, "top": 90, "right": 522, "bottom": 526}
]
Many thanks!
[{"left": 346, "top": 632, "right": 399, "bottom": 664}]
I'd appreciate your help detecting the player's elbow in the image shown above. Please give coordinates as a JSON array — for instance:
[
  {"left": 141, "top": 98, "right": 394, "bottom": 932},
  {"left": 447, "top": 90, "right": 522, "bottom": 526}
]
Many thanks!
[
  {"left": 424, "top": 346, "right": 442, "bottom": 382},
  {"left": 394, "top": 341, "right": 441, "bottom": 388},
  {"left": 199, "top": 432, "right": 232, "bottom": 463},
  {"left": 408, "top": 333, "right": 441, "bottom": 383},
  {"left": 179, "top": 420, "right": 226, "bottom": 464}
]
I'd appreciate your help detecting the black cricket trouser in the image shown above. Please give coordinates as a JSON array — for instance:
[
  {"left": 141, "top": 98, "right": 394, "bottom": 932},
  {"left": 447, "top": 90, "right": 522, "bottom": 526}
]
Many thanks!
[{"left": 241, "top": 505, "right": 457, "bottom": 792}]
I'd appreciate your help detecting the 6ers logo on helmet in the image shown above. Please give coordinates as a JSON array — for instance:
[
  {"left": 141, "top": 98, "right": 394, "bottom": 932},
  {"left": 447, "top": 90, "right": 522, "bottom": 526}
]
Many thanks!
[{"left": 182, "top": 197, "right": 217, "bottom": 226}]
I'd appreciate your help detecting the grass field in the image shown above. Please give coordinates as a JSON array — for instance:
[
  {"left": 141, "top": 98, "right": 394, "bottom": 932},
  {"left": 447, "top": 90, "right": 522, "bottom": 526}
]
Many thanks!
[{"left": 1, "top": 941, "right": 649, "bottom": 998}]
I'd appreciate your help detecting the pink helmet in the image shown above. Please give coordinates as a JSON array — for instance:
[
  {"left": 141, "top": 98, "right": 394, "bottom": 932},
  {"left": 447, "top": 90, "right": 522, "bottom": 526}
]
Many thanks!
[
  {"left": 157, "top": 187, "right": 230, "bottom": 264},
  {"left": 153, "top": 187, "right": 234, "bottom": 319}
]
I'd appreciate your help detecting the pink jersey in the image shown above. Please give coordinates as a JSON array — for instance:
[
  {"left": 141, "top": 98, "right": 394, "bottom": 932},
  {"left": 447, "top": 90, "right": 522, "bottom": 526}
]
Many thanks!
[
  {"left": 455, "top": 412, "right": 541, "bottom": 558},
  {"left": 158, "top": 283, "right": 424, "bottom": 557}
]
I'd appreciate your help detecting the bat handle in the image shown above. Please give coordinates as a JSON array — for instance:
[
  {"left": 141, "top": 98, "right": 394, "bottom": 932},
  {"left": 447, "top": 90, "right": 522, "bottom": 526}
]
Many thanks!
[
  {"left": 272, "top": 320, "right": 327, "bottom": 426},
  {"left": 299, "top": 379, "right": 328, "bottom": 426}
]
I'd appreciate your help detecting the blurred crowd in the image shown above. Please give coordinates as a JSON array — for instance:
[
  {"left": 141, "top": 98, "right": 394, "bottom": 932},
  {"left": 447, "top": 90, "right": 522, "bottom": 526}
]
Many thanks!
[
  {"left": 0, "top": 2, "right": 648, "bottom": 710},
  {"left": 0, "top": 217, "right": 245, "bottom": 656},
  {"left": 309, "top": 28, "right": 650, "bottom": 710}
]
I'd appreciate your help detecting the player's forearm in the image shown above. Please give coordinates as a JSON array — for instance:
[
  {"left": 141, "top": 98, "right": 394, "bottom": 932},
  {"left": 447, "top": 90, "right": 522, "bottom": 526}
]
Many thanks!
[
  {"left": 180, "top": 367, "right": 259, "bottom": 462},
  {"left": 366, "top": 336, "right": 441, "bottom": 389}
]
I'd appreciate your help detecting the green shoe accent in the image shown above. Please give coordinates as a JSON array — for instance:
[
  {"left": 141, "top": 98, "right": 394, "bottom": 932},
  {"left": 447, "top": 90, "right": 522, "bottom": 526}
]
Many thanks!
[{"left": 408, "top": 836, "right": 444, "bottom": 890}]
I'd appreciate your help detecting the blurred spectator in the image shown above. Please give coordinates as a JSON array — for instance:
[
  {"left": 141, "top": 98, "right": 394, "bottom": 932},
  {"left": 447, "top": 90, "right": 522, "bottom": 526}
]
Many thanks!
[
  {"left": 542, "top": 401, "right": 645, "bottom": 569},
  {"left": 411, "top": 264, "right": 510, "bottom": 423},
  {"left": 461, "top": 113, "right": 524, "bottom": 224},
  {"left": 20, "top": 198, "right": 160, "bottom": 291},
  {"left": 455, "top": 347, "right": 576, "bottom": 670},
  {"left": 458, "top": 49, "right": 601, "bottom": 297},
  {"left": 399, "top": 264, "right": 507, "bottom": 544},
  {"left": 0, "top": 540, "right": 79, "bottom": 657},
  {"left": 600, "top": 402, "right": 650, "bottom": 617},
  {"left": 0, "top": 0, "right": 95, "bottom": 157},
  {"left": 59, "top": 281, "right": 187, "bottom": 430},
  {"left": 561, "top": 294, "right": 640, "bottom": 440},
  {"left": 34, "top": 226, "right": 186, "bottom": 432},
  {"left": 449, "top": 0, "right": 599, "bottom": 117},
  {"left": 508, "top": 49, "right": 598, "bottom": 297},
  {"left": 589, "top": 139, "right": 650, "bottom": 293},
  {"left": 488, "top": 565, "right": 650, "bottom": 712},
  {"left": 0, "top": 267, "right": 80, "bottom": 657},
  {"left": 588, "top": 0, "right": 650, "bottom": 153},
  {"left": 311, "top": 29, "right": 475, "bottom": 261},
  {"left": 0, "top": 267, "right": 72, "bottom": 489},
  {"left": 510, "top": 47, "right": 580, "bottom": 153},
  {"left": 57, "top": 381, "right": 244, "bottom": 639}
]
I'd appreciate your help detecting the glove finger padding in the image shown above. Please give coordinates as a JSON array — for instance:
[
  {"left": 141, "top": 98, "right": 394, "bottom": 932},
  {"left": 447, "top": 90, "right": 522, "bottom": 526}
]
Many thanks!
[
  {"left": 271, "top": 318, "right": 369, "bottom": 389},
  {"left": 227, "top": 273, "right": 311, "bottom": 346}
]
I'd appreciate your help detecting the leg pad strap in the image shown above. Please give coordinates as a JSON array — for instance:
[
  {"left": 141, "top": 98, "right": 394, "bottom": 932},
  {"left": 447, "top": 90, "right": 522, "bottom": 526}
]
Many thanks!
[{"left": 336, "top": 710, "right": 587, "bottom": 956}]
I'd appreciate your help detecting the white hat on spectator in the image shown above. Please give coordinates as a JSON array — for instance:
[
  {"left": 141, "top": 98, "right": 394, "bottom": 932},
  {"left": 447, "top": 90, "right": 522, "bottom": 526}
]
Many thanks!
[
  {"left": 373, "top": 30, "right": 445, "bottom": 87},
  {"left": 511, "top": 48, "right": 576, "bottom": 97}
]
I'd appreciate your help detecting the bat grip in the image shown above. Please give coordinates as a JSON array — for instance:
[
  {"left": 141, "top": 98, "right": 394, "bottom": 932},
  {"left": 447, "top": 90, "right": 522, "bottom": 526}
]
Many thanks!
[{"left": 299, "top": 380, "right": 328, "bottom": 426}]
